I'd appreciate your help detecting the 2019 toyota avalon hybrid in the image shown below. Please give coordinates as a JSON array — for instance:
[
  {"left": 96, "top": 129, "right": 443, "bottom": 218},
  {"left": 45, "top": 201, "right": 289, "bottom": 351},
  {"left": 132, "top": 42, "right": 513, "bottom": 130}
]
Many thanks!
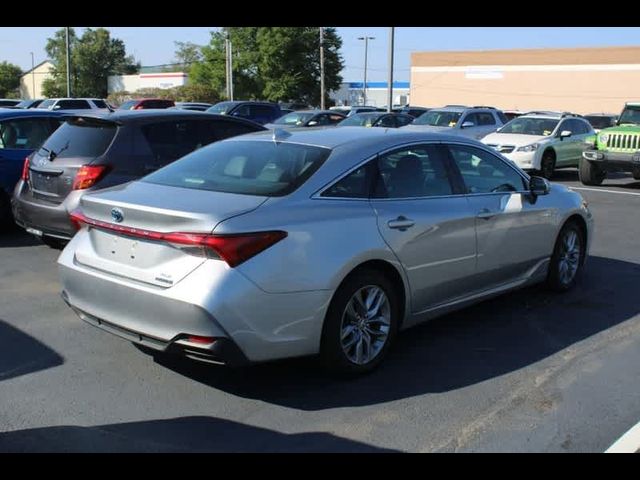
[{"left": 58, "top": 127, "right": 593, "bottom": 374}]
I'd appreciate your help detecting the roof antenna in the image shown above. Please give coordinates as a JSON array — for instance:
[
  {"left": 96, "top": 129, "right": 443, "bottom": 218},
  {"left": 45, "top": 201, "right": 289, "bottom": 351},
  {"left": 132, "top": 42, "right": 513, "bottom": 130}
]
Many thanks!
[{"left": 272, "top": 128, "right": 292, "bottom": 144}]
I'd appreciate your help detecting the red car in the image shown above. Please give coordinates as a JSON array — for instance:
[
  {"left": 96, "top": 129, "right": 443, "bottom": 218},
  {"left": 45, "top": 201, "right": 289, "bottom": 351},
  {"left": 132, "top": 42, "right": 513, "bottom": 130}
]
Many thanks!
[{"left": 118, "top": 98, "right": 175, "bottom": 110}]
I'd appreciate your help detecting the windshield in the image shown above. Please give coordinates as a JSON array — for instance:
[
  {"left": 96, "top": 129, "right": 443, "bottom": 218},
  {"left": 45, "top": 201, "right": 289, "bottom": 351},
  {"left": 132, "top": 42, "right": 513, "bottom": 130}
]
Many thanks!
[
  {"left": 498, "top": 117, "right": 559, "bottom": 136},
  {"left": 273, "top": 112, "right": 315, "bottom": 126},
  {"left": 338, "top": 113, "right": 381, "bottom": 127},
  {"left": 412, "top": 110, "right": 461, "bottom": 127},
  {"left": 38, "top": 99, "right": 56, "bottom": 109},
  {"left": 36, "top": 119, "right": 117, "bottom": 159},
  {"left": 118, "top": 100, "right": 138, "bottom": 110},
  {"left": 585, "top": 115, "right": 616, "bottom": 130},
  {"left": 143, "top": 140, "right": 331, "bottom": 196},
  {"left": 207, "top": 102, "right": 236, "bottom": 115},
  {"left": 618, "top": 107, "right": 640, "bottom": 125}
]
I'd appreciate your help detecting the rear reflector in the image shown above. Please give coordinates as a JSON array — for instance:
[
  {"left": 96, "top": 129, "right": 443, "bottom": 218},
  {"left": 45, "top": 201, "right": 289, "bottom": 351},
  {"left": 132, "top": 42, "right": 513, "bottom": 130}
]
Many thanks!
[
  {"left": 187, "top": 335, "right": 216, "bottom": 345},
  {"left": 21, "top": 157, "right": 30, "bottom": 181},
  {"left": 69, "top": 210, "right": 287, "bottom": 267},
  {"left": 72, "top": 165, "right": 110, "bottom": 190}
]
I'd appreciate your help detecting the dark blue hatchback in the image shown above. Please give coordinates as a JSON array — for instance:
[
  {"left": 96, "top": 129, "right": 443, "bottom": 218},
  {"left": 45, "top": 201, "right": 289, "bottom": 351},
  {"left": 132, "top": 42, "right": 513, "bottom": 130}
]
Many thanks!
[
  {"left": 207, "top": 101, "right": 283, "bottom": 125},
  {"left": 0, "top": 109, "right": 63, "bottom": 227}
]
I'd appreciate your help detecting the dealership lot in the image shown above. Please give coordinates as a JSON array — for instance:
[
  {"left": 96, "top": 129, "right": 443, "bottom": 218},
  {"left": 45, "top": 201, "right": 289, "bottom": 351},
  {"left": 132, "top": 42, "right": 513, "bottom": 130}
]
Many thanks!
[{"left": 1, "top": 169, "right": 639, "bottom": 452}]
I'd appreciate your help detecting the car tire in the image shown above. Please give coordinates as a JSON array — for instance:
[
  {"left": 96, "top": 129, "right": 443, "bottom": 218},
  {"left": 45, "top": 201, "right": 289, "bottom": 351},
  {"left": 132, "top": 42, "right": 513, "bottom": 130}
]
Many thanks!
[
  {"left": 632, "top": 169, "right": 640, "bottom": 181},
  {"left": 579, "top": 158, "right": 605, "bottom": 186},
  {"left": 41, "top": 236, "right": 67, "bottom": 250},
  {"left": 539, "top": 150, "right": 556, "bottom": 180},
  {"left": 546, "top": 220, "right": 585, "bottom": 292},
  {"left": 0, "top": 192, "right": 12, "bottom": 232},
  {"left": 320, "top": 268, "right": 399, "bottom": 375}
]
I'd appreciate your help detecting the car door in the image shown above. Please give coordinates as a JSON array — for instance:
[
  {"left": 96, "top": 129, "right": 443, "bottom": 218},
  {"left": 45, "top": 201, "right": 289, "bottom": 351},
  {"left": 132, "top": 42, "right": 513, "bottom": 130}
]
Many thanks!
[
  {"left": 0, "top": 116, "right": 60, "bottom": 194},
  {"left": 369, "top": 143, "right": 477, "bottom": 313},
  {"left": 459, "top": 112, "right": 483, "bottom": 139},
  {"left": 446, "top": 143, "right": 557, "bottom": 288},
  {"left": 475, "top": 111, "right": 499, "bottom": 139},
  {"left": 553, "top": 119, "right": 575, "bottom": 166},
  {"left": 568, "top": 119, "right": 594, "bottom": 166}
]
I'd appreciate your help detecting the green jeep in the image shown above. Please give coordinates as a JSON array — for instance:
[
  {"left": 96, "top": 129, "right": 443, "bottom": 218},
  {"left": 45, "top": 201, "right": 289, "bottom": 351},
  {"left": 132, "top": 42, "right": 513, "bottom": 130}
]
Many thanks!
[{"left": 580, "top": 102, "right": 640, "bottom": 185}]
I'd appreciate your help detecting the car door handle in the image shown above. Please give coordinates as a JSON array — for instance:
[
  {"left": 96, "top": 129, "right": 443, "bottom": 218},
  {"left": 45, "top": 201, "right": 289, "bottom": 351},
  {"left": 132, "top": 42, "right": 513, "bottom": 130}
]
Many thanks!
[
  {"left": 387, "top": 216, "right": 415, "bottom": 230},
  {"left": 477, "top": 208, "right": 496, "bottom": 220}
]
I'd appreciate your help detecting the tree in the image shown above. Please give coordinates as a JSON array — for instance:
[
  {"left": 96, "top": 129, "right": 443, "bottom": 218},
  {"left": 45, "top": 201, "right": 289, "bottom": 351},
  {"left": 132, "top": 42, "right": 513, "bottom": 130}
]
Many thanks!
[
  {"left": 0, "top": 61, "right": 22, "bottom": 97},
  {"left": 174, "top": 41, "right": 203, "bottom": 69},
  {"left": 190, "top": 27, "right": 343, "bottom": 105},
  {"left": 43, "top": 27, "right": 139, "bottom": 98}
]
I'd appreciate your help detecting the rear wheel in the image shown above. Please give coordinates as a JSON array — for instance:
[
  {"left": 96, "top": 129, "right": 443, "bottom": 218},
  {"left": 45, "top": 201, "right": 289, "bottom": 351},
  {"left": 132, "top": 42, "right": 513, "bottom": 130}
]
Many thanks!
[
  {"left": 320, "top": 269, "right": 399, "bottom": 375},
  {"left": 539, "top": 150, "right": 556, "bottom": 179},
  {"left": 546, "top": 221, "right": 585, "bottom": 292},
  {"left": 579, "top": 158, "right": 605, "bottom": 186}
]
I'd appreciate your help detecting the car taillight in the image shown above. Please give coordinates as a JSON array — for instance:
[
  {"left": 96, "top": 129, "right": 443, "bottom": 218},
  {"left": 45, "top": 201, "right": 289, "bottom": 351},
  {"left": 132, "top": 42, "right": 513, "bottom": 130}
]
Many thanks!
[
  {"left": 21, "top": 157, "right": 30, "bottom": 181},
  {"left": 72, "top": 165, "right": 110, "bottom": 190},
  {"left": 68, "top": 210, "right": 287, "bottom": 267}
]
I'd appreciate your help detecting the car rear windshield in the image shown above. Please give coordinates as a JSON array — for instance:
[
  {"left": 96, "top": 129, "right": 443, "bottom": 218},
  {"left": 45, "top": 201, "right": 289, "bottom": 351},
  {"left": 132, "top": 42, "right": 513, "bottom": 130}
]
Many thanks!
[
  {"left": 339, "top": 113, "right": 381, "bottom": 127},
  {"left": 412, "top": 110, "right": 462, "bottom": 127},
  {"left": 38, "top": 99, "right": 56, "bottom": 109},
  {"left": 37, "top": 118, "right": 117, "bottom": 159},
  {"left": 499, "top": 117, "right": 559, "bottom": 136},
  {"left": 207, "top": 102, "right": 236, "bottom": 115},
  {"left": 142, "top": 140, "right": 331, "bottom": 196},
  {"left": 118, "top": 100, "right": 138, "bottom": 110},
  {"left": 585, "top": 116, "right": 616, "bottom": 130},
  {"left": 92, "top": 99, "right": 108, "bottom": 109},
  {"left": 273, "top": 112, "right": 315, "bottom": 126},
  {"left": 617, "top": 107, "right": 640, "bottom": 126}
]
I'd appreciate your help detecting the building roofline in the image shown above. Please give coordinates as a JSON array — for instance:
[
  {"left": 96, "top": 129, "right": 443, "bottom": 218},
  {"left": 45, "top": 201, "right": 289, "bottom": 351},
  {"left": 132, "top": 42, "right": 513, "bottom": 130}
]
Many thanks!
[{"left": 21, "top": 59, "right": 54, "bottom": 76}]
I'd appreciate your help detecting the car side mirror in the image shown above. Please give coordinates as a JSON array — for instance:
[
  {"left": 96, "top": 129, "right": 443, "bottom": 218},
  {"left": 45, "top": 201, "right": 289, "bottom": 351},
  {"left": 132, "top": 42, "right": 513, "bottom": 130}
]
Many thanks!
[
  {"left": 529, "top": 176, "right": 550, "bottom": 196},
  {"left": 558, "top": 130, "right": 572, "bottom": 140},
  {"left": 307, "top": 120, "right": 318, "bottom": 126},
  {"left": 461, "top": 121, "right": 475, "bottom": 129}
]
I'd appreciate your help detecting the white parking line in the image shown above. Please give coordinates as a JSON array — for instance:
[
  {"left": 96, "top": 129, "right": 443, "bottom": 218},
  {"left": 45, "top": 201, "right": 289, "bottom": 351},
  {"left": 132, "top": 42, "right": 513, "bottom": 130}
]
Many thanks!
[
  {"left": 570, "top": 187, "right": 640, "bottom": 197},
  {"left": 605, "top": 420, "right": 640, "bottom": 453}
]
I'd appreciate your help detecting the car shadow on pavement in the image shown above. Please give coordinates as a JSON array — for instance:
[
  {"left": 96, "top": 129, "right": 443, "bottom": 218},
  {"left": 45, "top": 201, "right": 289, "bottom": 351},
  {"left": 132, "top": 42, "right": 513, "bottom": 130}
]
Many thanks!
[
  {"left": 0, "top": 319, "right": 64, "bottom": 382},
  {"left": 0, "top": 416, "right": 399, "bottom": 452},
  {"left": 0, "top": 229, "right": 43, "bottom": 248},
  {"left": 151, "top": 255, "right": 640, "bottom": 411}
]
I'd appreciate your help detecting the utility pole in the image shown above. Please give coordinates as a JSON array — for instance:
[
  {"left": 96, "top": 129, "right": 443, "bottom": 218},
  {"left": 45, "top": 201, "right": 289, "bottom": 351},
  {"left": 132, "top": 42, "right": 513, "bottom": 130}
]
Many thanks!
[
  {"left": 229, "top": 39, "right": 234, "bottom": 101},
  {"left": 65, "top": 27, "right": 71, "bottom": 97},
  {"left": 225, "top": 32, "right": 230, "bottom": 100},
  {"left": 30, "top": 52, "right": 35, "bottom": 99},
  {"left": 387, "top": 27, "right": 395, "bottom": 112},
  {"left": 358, "top": 36, "right": 375, "bottom": 106},
  {"left": 320, "top": 27, "right": 325, "bottom": 110}
]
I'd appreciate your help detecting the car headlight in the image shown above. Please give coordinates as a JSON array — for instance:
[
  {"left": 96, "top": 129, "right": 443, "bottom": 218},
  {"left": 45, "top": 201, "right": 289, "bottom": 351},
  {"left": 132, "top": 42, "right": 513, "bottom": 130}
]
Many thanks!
[
  {"left": 516, "top": 143, "right": 539, "bottom": 152},
  {"left": 599, "top": 133, "right": 609, "bottom": 143}
]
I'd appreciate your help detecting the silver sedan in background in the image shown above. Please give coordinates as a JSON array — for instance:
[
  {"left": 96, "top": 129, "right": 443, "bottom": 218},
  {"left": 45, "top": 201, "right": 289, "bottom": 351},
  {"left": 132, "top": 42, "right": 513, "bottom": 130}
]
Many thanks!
[{"left": 58, "top": 127, "right": 593, "bottom": 374}]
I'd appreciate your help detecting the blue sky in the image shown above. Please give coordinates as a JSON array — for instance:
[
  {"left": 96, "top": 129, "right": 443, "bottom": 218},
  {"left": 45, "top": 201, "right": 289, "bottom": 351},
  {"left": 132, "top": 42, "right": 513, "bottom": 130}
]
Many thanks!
[{"left": 2, "top": 27, "right": 640, "bottom": 82}]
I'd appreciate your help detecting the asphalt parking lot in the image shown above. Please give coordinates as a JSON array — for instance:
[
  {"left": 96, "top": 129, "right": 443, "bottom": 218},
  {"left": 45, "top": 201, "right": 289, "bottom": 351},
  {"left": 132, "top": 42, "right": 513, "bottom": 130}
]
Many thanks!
[{"left": 1, "top": 168, "right": 640, "bottom": 453}]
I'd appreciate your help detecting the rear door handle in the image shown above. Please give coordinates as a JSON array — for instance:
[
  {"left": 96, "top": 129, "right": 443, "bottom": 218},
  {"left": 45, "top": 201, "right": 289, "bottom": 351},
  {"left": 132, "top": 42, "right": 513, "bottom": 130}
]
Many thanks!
[
  {"left": 477, "top": 208, "right": 496, "bottom": 220},
  {"left": 387, "top": 216, "right": 415, "bottom": 230}
]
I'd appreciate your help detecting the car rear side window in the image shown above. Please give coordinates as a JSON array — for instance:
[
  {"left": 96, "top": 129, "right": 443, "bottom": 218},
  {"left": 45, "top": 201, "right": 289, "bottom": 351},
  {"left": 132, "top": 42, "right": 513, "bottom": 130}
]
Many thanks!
[
  {"left": 0, "top": 118, "right": 59, "bottom": 150},
  {"left": 92, "top": 100, "right": 108, "bottom": 109},
  {"left": 143, "top": 140, "right": 330, "bottom": 196},
  {"left": 476, "top": 112, "right": 496, "bottom": 126},
  {"left": 55, "top": 100, "right": 91, "bottom": 110},
  {"left": 322, "top": 164, "right": 373, "bottom": 198},
  {"left": 199, "top": 120, "right": 263, "bottom": 144},
  {"left": 141, "top": 120, "right": 204, "bottom": 166},
  {"left": 37, "top": 118, "right": 117, "bottom": 159}
]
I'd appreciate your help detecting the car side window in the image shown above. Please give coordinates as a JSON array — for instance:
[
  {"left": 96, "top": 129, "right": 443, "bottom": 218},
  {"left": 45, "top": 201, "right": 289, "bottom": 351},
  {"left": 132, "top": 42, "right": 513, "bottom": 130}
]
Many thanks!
[
  {"left": 328, "top": 114, "right": 345, "bottom": 124},
  {"left": 322, "top": 163, "right": 374, "bottom": 198},
  {"left": 396, "top": 115, "right": 414, "bottom": 127},
  {"left": 141, "top": 120, "right": 202, "bottom": 166},
  {"left": 0, "top": 118, "right": 57, "bottom": 150},
  {"left": 315, "top": 114, "right": 331, "bottom": 126},
  {"left": 200, "top": 120, "right": 261, "bottom": 144},
  {"left": 557, "top": 120, "right": 570, "bottom": 134},
  {"left": 448, "top": 144, "right": 526, "bottom": 194},
  {"left": 92, "top": 99, "right": 108, "bottom": 109},
  {"left": 476, "top": 112, "right": 496, "bottom": 126},
  {"left": 374, "top": 145, "right": 454, "bottom": 198},
  {"left": 462, "top": 113, "right": 478, "bottom": 126},
  {"left": 250, "top": 105, "right": 275, "bottom": 118},
  {"left": 55, "top": 100, "right": 91, "bottom": 110},
  {"left": 377, "top": 115, "right": 396, "bottom": 128}
]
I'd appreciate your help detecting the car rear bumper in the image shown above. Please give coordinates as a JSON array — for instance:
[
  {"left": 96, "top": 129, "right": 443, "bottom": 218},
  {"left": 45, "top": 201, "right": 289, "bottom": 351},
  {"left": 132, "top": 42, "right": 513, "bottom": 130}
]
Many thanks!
[
  {"left": 11, "top": 180, "right": 81, "bottom": 239},
  {"left": 58, "top": 231, "right": 332, "bottom": 364},
  {"left": 582, "top": 150, "right": 640, "bottom": 171}
]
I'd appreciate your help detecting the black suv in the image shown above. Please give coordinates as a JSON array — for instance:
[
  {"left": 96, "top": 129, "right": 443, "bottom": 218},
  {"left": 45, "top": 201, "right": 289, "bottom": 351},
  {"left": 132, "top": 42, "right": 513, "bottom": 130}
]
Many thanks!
[
  {"left": 207, "top": 101, "right": 283, "bottom": 125},
  {"left": 12, "top": 110, "right": 265, "bottom": 247}
]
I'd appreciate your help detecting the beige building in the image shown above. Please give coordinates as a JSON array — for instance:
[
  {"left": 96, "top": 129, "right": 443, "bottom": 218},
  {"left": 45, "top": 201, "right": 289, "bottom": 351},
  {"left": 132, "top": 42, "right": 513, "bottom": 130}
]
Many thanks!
[
  {"left": 410, "top": 46, "right": 640, "bottom": 114},
  {"left": 19, "top": 60, "right": 54, "bottom": 99}
]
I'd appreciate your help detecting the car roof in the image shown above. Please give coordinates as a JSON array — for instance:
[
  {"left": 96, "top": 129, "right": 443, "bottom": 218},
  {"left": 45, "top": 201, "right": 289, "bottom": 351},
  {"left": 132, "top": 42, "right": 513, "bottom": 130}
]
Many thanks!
[
  {"left": 0, "top": 108, "right": 62, "bottom": 119},
  {"left": 288, "top": 109, "right": 343, "bottom": 115},
  {"left": 585, "top": 113, "right": 617, "bottom": 116},
  {"left": 60, "top": 109, "right": 262, "bottom": 125}
]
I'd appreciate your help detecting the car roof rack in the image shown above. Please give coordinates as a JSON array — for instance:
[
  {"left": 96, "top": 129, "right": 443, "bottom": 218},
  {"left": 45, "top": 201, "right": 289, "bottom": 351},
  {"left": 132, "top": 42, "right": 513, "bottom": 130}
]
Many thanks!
[
  {"left": 472, "top": 105, "right": 497, "bottom": 109},
  {"left": 522, "top": 110, "right": 562, "bottom": 116},
  {"left": 444, "top": 104, "right": 468, "bottom": 108}
]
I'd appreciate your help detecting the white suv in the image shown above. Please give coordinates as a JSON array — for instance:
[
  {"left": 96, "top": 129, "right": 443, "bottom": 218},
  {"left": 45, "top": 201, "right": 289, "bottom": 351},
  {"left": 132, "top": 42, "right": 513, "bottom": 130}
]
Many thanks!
[
  {"left": 37, "top": 98, "right": 113, "bottom": 112},
  {"left": 481, "top": 111, "right": 595, "bottom": 179},
  {"left": 402, "top": 105, "right": 506, "bottom": 140}
]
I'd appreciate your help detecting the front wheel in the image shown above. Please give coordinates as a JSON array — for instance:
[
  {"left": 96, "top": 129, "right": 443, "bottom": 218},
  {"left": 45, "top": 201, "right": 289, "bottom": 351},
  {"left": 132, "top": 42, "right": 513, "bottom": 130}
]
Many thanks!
[
  {"left": 579, "top": 158, "right": 605, "bottom": 186},
  {"left": 538, "top": 151, "right": 556, "bottom": 179},
  {"left": 546, "top": 221, "right": 585, "bottom": 292},
  {"left": 320, "top": 269, "right": 399, "bottom": 375}
]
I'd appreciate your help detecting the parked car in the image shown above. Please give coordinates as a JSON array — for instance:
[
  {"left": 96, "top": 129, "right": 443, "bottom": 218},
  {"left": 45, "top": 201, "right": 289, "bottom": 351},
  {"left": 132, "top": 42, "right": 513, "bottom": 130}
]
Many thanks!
[
  {"left": 37, "top": 98, "right": 113, "bottom": 112},
  {"left": 12, "top": 110, "right": 266, "bottom": 247},
  {"left": 172, "top": 102, "right": 213, "bottom": 112},
  {"left": 400, "top": 106, "right": 431, "bottom": 118},
  {"left": 403, "top": 105, "right": 507, "bottom": 139},
  {"left": 337, "top": 112, "right": 415, "bottom": 128},
  {"left": 57, "top": 127, "right": 593, "bottom": 374},
  {"left": 14, "top": 99, "right": 45, "bottom": 109},
  {"left": 503, "top": 110, "right": 525, "bottom": 121},
  {"left": 0, "top": 109, "right": 63, "bottom": 228},
  {"left": 118, "top": 98, "right": 176, "bottom": 110},
  {"left": 581, "top": 102, "right": 640, "bottom": 185},
  {"left": 279, "top": 102, "right": 311, "bottom": 111},
  {"left": 330, "top": 106, "right": 384, "bottom": 117},
  {"left": 264, "top": 110, "right": 346, "bottom": 129},
  {"left": 0, "top": 99, "right": 22, "bottom": 107},
  {"left": 482, "top": 111, "right": 595, "bottom": 179},
  {"left": 207, "top": 101, "right": 283, "bottom": 125},
  {"left": 583, "top": 113, "right": 618, "bottom": 133}
]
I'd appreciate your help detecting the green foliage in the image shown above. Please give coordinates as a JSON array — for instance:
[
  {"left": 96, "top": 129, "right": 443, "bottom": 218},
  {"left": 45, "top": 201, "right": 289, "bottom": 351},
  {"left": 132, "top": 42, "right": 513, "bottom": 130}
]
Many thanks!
[
  {"left": 44, "top": 27, "right": 139, "bottom": 98},
  {"left": 0, "top": 61, "right": 23, "bottom": 97},
  {"left": 174, "top": 41, "right": 203, "bottom": 68},
  {"left": 190, "top": 27, "right": 343, "bottom": 105}
]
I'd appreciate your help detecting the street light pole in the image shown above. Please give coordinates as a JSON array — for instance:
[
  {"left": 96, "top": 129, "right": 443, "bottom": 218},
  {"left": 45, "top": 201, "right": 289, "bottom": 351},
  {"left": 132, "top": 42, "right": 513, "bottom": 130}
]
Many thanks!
[
  {"left": 387, "top": 27, "right": 395, "bottom": 112},
  {"left": 65, "top": 27, "right": 71, "bottom": 97},
  {"left": 320, "top": 27, "right": 325, "bottom": 110},
  {"left": 358, "top": 36, "right": 375, "bottom": 106},
  {"left": 30, "top": 52, "right": 35, "bottom": 99}
]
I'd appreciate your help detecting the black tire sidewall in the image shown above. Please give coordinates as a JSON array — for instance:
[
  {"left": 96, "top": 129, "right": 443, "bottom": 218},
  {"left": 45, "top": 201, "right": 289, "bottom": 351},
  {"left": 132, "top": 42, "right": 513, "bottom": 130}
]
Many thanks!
[
  {"left": 547, "top": 221, "right": 585, "bottom": 292},
  {"left": 579, "top": 158, "right": 605, "bottom": 186},
  {"left": 540, "top": 151, "right": 556, "bottom": 179},
  {"left": 320, "top": 269, "right": 399, "bottom": 375}
]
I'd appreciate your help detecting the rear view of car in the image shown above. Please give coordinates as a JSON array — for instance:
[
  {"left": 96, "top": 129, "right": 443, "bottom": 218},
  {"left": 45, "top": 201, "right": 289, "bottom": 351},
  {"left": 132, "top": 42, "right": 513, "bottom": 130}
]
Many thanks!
[{"left": 12, "top": 111, "right": 265, "bottom": 247}]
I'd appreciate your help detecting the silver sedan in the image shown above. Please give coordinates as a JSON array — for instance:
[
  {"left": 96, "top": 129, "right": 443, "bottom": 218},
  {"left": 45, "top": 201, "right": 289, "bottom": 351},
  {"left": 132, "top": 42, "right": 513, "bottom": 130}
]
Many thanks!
[{"left": 58, "top": 127, "right": 593, "bottom": 374}]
